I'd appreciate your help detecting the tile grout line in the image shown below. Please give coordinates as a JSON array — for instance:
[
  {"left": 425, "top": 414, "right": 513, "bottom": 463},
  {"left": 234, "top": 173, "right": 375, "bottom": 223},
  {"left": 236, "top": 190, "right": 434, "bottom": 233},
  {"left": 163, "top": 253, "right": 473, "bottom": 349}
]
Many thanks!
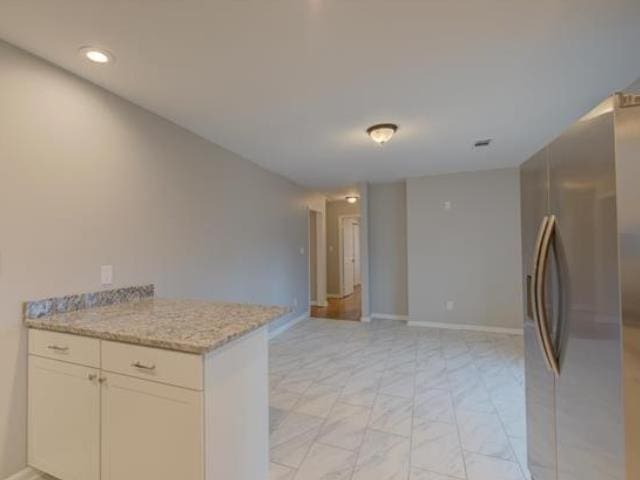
[
  {"left": 448, "top": 335, "right": 471, "bottom": 480},
  {"left": 290, "top": 328, "right": 361, "bottom": 480},
  {"left": 475, "top": 336, "right": 529, "bottom": 480},
  {"left": 347, "top": 334, "right": 391, "bottom": 480},
  {"left": 407, "top": 335, "right": 419, "bottom": 480}
]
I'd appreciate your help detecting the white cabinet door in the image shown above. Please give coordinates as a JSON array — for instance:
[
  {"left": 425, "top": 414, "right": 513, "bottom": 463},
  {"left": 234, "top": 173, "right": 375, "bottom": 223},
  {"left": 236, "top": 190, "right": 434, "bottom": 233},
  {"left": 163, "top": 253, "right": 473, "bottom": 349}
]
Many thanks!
[
  {"left": 101, "top": 372, "right": 203, "bottom": 480},
  {"left": 28, "top": 356, "right": 100, "bottom": 480}
]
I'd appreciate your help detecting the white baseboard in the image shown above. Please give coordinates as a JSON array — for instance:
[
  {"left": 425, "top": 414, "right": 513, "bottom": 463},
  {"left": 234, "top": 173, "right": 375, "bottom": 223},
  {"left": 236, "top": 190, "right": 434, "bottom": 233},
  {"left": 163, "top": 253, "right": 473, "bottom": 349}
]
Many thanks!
[
  {"left": 372, "top": 313, "right": 409, "bottom": 321},
  {"left": 4, "top": 467, "right": 44, "bottom": 480},
  {"left": 407, "top": 320, "right": 523, "bottom": 335},
  {"left": 269, "top": 311, "right": 309, "bottom": 339},
  {"left": 310, "top": 300, "right": 328, "bottom": 307},
  {"left": 360, "top": 316, "right": 371, "bottom": 323},
  {"left": 326, "top": 293, "right": 341, "bottom": 299}
]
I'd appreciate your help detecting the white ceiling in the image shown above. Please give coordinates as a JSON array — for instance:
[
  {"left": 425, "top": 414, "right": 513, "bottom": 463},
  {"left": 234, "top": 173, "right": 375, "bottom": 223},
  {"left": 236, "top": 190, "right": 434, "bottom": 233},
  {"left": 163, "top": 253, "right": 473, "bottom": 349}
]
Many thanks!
[{"left": 1, "top": 0, "right": 639, "bottom": 188}]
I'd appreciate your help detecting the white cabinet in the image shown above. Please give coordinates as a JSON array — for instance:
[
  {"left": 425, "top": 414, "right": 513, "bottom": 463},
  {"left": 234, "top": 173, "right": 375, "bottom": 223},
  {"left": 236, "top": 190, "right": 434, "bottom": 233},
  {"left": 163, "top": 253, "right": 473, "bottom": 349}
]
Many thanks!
[
  {"left": 27, "top": 327, "right": 268, "bottom": 480},
  {"left": 28, "top": 356, "right": 100, "bottom": 480},
  {"left": 101, "top": 373, "right": 203, "bottom": 480}
]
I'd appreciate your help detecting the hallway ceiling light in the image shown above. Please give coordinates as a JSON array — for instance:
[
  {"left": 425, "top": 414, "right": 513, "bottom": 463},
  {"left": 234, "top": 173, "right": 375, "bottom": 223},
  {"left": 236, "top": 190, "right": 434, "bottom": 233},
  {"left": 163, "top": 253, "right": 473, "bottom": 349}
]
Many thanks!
[
  {"left": 346, "top": 196, "right": 359, "bottom": 204},
  {"left": 367, "top": 123, "right": 398, "bottom": 145},
  {"left": 80, "top": 47, "right": 114, "bottom": 64}
]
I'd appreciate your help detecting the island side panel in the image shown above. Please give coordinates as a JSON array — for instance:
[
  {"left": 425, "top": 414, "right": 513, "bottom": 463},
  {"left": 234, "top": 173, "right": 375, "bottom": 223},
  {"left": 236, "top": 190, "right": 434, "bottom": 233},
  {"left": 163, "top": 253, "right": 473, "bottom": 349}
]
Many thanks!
[{"left": 203, "top": 325, "right": 269, "bottom": 480}]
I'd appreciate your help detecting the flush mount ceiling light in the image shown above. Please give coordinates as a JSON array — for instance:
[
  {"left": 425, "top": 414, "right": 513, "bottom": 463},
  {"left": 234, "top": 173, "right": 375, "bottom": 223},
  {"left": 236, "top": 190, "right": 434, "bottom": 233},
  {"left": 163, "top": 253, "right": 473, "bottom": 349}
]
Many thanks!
[
  {"left": 367, "top": 123, "right": 398, "bottom": 145},
  {"left": 79, "top": 46, "right": 115, "bottom": 64},
  {"left": 346, "top": 195, "right": 359, "bottom": 204}
]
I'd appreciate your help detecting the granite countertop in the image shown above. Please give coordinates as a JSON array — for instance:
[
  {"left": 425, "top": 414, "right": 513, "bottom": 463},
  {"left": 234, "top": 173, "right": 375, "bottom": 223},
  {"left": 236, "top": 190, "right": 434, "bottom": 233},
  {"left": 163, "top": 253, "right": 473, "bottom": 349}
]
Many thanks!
[{"left": 25, "top": 298, "right": 288, "bottom": 354}]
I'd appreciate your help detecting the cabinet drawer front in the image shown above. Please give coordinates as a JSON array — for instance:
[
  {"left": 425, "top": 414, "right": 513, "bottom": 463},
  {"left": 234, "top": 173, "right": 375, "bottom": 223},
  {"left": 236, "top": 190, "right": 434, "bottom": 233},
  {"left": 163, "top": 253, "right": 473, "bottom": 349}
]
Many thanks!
[
  {"left": 29, "top": 329, "right": 100, "bottom": 367},
  {"left": 101, "top": 341, "right": 203, "bottom": 390}
]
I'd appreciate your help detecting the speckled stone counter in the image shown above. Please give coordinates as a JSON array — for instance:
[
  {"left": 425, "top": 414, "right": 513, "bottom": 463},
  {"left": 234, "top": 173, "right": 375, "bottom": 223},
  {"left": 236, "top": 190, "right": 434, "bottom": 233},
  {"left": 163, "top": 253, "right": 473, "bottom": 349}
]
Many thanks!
[{"left": 25, "top": 297, "right": 288, "bottom": 354}]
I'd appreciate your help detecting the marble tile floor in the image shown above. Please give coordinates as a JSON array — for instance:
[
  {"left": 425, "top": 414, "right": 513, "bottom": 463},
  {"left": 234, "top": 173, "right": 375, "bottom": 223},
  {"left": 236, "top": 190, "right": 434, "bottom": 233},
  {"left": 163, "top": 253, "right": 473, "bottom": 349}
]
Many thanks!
[{"left": 269, "top": 318, "right": 529, "bottom": 480}]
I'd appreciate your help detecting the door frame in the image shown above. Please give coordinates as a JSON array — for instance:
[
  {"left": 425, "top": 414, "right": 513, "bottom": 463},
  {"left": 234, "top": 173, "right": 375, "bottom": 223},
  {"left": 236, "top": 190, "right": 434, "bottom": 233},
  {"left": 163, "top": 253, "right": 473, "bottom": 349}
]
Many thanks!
[
  {"left": 308, "top": 208, "right": 326, "bottom": 307},
  {"left": 338, "top": 214, "right": 360, "bottom": 298}
]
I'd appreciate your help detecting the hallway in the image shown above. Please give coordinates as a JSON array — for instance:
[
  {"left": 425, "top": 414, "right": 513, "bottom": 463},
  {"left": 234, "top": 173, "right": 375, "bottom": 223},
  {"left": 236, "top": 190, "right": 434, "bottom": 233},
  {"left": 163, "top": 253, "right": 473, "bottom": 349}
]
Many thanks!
[{"left": 311, "top": 286, "right": 361, "bottom": 321}]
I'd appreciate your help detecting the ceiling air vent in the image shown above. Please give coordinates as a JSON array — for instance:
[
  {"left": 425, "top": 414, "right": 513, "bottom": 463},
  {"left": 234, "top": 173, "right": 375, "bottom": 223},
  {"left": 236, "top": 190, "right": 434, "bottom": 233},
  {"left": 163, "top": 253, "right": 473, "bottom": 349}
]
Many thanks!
[
  {"left": 474, "top": 139, "right": 492, "bottom": 148},
  {"left": 617, "top": 92, "right": 640, "bottom": 109}
]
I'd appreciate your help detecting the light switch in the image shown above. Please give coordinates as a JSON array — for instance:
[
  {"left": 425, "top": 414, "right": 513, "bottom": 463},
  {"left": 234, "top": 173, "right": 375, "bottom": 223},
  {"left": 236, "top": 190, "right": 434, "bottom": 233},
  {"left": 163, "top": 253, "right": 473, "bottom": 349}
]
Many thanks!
[
  {"left": 443, "top": 201, "right": 452, "bottom": 211},
  {"left": 445, "top": 300, "right": 454, "bottom": 311},
  {"left": 299, "top": 247, "right": 305, "bottom": 255},
  {"left": 101, "top": 265, "right": 113, "bottom": 286}
]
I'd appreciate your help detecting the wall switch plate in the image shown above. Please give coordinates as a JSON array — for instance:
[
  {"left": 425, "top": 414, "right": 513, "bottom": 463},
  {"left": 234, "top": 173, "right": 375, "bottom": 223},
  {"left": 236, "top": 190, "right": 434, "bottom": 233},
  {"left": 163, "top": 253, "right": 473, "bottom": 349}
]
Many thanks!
[
  {"left": 445, "top": 300, "right": 454, "bottom": 311},
  {"left": 299, "top": 247, "right": 305, "bottom": 255},
  {"left": 443, "top": 201, "right": 452, "bottom": 211},
  {"left": 101, "top": 265, "right": 113, "bottom": 286},
  {"left": 293, "top": 298, "right": 299, "bottom": 308}
]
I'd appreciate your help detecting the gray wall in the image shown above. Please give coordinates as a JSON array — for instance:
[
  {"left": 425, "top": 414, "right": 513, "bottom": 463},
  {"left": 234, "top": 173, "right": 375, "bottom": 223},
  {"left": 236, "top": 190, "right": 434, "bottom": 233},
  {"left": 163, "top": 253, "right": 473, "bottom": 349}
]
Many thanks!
[
  {"left": 0, "top": 41, "right": 309, "bottom": 478},
  {"left": 369, "top": 182, "right": 408, "bottom": 316},
  {"left": 407, "top": 168, "right": 523, "bottom": 329},
  {"left": 325, "top": 200, "right": 359, "bottom": 296},
  {"left": 357, "top": 183, "right": 371, "bottom": 319}
]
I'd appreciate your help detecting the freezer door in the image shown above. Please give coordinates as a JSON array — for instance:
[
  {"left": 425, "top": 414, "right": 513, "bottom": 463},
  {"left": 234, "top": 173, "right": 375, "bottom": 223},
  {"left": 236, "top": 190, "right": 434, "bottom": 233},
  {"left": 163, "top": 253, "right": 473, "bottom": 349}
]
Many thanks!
[
  {"left": 615, "top": 98, "right": 640, "bottom": 480},
  {"left": 549, "top": 110, "right": 624, "bottom": 480},
  {"left": 521, "top": 147, "right": 557, "bottom": 480}
]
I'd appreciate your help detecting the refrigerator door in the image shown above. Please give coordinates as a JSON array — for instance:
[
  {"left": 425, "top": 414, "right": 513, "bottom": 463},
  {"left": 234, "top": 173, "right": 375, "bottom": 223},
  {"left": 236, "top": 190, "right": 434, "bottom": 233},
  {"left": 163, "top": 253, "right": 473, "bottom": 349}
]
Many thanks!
[
  {"left": 549, "top": 109, "right": 624, "bottom": 480},
  {"left": 521, "top": 147, "right": 557, "bottom": 480},
  {"left": 615, "top": 97, "right": 640, "bottom": 480}
]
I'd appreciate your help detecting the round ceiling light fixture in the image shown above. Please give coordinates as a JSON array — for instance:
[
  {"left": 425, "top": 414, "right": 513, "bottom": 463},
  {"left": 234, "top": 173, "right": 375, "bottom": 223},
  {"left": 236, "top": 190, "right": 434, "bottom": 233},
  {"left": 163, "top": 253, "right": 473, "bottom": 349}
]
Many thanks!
[
  {"left": 345, "top": 195, "right": 359, "bottom": 204},
  {"left": 79, "top": 46, "right": 115, "bottom": 64},
  {"left": 367, "top": 123, "right": 398, "bottom": 145}
]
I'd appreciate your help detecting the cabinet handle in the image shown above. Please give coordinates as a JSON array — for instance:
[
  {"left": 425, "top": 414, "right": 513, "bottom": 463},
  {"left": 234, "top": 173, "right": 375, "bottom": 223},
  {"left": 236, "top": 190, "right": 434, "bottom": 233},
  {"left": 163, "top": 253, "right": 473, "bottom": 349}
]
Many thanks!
[
  {"left": 131, "top": 361, "right": 156, "bottom": 371},
  {"left": 88, "top": 373, "right": 98, "bottom": 381},
  {"left": 47, "top": 345, "right": 69, "bottom": 353},
  {"left": 98, "top": 376, "right": 107, "bottom": 384}
]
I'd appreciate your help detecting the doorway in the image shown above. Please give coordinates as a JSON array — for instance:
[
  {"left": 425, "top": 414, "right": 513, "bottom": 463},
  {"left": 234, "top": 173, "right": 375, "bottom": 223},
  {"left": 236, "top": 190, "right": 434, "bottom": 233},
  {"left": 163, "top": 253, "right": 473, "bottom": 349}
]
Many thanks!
[
  {"left": 308, "top": 209, "right": 325, "bottom": 309},
  {"left": 311, "top": 211, "right": 361, "bottom": 321}
]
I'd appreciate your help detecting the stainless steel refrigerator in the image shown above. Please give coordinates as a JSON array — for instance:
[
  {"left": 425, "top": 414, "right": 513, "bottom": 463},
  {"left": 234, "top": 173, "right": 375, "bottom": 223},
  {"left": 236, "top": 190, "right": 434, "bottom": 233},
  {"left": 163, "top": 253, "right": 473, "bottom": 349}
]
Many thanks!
[{"left": 520, "top": 91, "right": 640, "bottom": 480}]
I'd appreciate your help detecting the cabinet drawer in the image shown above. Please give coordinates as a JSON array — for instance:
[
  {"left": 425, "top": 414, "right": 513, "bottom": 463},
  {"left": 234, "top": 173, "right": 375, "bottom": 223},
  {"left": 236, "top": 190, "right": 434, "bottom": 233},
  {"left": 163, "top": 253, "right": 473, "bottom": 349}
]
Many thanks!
[
  {"left": 29, "top": 329, "right": 100, "bottom": 368},
  {"left": 101, "top": 341, "right": 203, "bottom": 390}
]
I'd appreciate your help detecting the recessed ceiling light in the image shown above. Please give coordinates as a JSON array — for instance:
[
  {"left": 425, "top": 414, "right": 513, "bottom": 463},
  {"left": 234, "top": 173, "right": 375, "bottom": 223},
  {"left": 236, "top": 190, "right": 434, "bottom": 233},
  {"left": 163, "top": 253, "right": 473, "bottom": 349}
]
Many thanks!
[
  {"left": 345, "top": 195, "right": 359, "bottom": 204},
  {"left": 367, "top": 123, "right": 398, "bottom": 145},
  {"left": 474, "top": 139, "right": 492, "bottom": 148},
  {"left": 79, "top": 47, "right": 114, "bottom": 64}
]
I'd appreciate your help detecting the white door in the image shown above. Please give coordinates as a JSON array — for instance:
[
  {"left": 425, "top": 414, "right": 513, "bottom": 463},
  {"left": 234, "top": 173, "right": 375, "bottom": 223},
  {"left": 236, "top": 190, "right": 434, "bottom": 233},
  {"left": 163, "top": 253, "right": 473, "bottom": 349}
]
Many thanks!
[
  {"left": 101, "top": 372, "right": 203, "bottom": 480},
  {"left": 353, "top": 221, "right": 361, "bottom": 286},
  {"left": 28, "top": 356, "right": 100, "bottom": 480},
  {"left": 342, "top": 218, "right": 355, "bottom": 296}
]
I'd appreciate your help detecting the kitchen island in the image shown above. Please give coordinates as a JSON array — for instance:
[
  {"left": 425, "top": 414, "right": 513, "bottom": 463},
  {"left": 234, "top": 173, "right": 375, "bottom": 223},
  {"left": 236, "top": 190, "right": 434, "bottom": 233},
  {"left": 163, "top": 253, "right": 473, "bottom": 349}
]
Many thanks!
[{"left": 24, "top": 285, "right": 287, "bottom": 480}]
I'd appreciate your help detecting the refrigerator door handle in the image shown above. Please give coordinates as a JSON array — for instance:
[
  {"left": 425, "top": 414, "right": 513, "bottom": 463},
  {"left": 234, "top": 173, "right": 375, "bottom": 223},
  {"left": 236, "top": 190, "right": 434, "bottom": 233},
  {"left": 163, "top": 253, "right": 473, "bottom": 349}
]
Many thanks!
[
  {"left": 531, "top": 216, "right": 553, "bottom": 372},
  {"left": 535, "top": 214, "right": 560, "bottom": 376}
]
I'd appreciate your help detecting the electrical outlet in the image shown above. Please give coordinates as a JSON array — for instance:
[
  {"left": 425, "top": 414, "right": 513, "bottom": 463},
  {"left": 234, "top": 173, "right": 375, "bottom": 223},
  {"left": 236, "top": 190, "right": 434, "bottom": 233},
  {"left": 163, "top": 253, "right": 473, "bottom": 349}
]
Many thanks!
[
  {"left": 100, "top": 265, "right": 113, "bottom": 286},
  {"left": 293, "top": 298, "right": 299, "bottom": 309},
  {"left": 445, "top": 300, "right": 454, "bottom": 311}
]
